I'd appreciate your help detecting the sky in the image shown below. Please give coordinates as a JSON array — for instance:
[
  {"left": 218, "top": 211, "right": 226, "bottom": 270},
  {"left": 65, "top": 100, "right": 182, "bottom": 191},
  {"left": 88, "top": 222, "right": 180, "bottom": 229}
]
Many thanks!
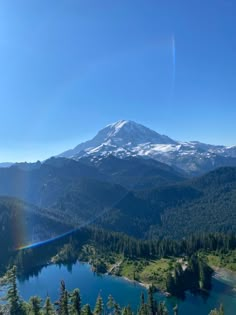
[{"left": 0, "top": 0, "right": 236, "bottom": 162}]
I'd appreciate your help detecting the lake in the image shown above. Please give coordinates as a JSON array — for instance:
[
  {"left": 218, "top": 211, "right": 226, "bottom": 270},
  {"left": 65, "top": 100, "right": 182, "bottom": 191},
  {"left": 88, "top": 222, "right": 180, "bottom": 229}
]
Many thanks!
[{"left": 17, "top": 262, "right": 236, "bottom": 315}]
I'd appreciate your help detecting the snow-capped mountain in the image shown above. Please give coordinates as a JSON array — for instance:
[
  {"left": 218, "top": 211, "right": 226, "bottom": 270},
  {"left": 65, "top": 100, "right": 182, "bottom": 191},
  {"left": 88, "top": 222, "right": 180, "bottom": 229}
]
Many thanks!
[{"left": 59, "top": 120, "right": 236, "bottom": 175}]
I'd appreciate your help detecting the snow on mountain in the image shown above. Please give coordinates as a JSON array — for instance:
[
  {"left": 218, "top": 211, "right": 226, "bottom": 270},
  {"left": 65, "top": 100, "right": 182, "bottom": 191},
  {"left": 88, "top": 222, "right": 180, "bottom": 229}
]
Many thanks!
[
  {"left": 59, "top": 120, "right": 176, "bottom": 158},
  {"left": 59, "top": 120, "right": 236, "bottom": 175}
]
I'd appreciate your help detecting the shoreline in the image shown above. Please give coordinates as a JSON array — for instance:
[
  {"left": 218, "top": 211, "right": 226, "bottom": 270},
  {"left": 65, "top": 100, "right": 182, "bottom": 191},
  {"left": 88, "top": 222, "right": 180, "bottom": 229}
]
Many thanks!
[
  {"left": 110, "top": 275, "right": 171, "bottom": 297},
  {"left": 212, "top": 266, "right": 236, "bottom": 284},
  {"left": 72, "top": 258, "right": 170, "bottom": 296},
  {"left": 121, "top": 275, "right": 150, "bottom": 289}
]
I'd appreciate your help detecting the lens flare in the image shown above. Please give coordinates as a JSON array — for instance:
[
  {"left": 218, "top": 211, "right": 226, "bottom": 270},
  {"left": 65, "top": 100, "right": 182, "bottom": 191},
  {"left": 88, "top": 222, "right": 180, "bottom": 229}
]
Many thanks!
[
  {"left": 15, "top": 35, "right": 177, "bottom": 252},
  {"left": 17, "top": 228, "right": 78, "bottom": 250}
]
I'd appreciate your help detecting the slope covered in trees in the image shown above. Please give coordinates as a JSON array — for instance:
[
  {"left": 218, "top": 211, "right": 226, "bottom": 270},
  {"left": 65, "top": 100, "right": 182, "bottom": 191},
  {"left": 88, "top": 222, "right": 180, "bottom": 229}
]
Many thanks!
[
  {"left": 99, "top": 167, "right": 236, "bottom": 239},
  {"left": 0, "top": 196, "right": 71, "bottom": 271},
  {"left": 80, "top": 155, "right": 186, "bottom": 190},
  {"left": 1, "top": 160, "right": 236, "bottom": 240},
  {"left": 4, "top": 226, "right": 236, "bottom": 295},
  {"left": 0, "top": 158, "right": 127, "bottom": 226}
]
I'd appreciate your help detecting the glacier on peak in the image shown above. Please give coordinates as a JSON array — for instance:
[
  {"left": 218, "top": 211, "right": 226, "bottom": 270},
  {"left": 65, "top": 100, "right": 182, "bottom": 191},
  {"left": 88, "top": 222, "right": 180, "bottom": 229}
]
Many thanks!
[{"left": 58, "top": 120, "right": 236, "bottom": 175}]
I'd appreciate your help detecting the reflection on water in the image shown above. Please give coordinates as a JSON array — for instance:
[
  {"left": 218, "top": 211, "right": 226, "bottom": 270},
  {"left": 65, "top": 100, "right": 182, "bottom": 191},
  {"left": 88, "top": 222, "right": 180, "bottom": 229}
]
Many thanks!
[{"left": 17, "top": 263, "right": 236, "bottom": 315}]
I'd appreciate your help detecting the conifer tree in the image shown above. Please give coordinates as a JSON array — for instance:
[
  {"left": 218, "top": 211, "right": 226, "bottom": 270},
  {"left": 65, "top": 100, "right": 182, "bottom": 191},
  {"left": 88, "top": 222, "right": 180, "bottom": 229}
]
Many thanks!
[
  {"left": 6, "top": 266, "right": 23, "bottom": 315},
  {"left": 209, "top": 304, "right": 224, "bottom": 315},
  {"left": 44, "top": 296, "right": 54, "bottom": 315},
  {"left": 81, "top": 304, "right": 92, "bottom": 315},
  {"left": 219, "top": 304, "right": 224, "bottom": 315},
  {"left": 107, "top": 295, "right": 114, "bottom": 314},
  {"left": 198, "top": 259, "right": 212, "bottom": 290},
  {"left": 166, "top": 273, "right": 176, "bottom": 295},
  {"left": 94, "top": 294, "right": 103, "bottom": 315},
  {"left": 147, "top": 287, "right": 155, "bottom": 315},
  {"left": 29, "top": 296, "right": 42, "bottom": 315},
  {"left": 122, "top": 305, "right": 132, "bottom": 315},
  {"left": 114, "top": 303, "right": 121, "bottom": 315},
  {"left": 157, "top": 302, "right": 168, "bottom": 315},
  {"left": 57, "top": 281, "right": 69, "bottom": 315},
  {"left": 138, "top": 292, "right": 146, "bottom": 315},
  {"left": 70, "top": 289, "right": 81, "bottom": 315}
]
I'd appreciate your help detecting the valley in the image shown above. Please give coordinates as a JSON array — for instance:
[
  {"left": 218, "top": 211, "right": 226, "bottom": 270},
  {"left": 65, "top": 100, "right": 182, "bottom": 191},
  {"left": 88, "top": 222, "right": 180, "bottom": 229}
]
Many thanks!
[{"left": 1, "top": 121, "right": 236, "bottom": 314}]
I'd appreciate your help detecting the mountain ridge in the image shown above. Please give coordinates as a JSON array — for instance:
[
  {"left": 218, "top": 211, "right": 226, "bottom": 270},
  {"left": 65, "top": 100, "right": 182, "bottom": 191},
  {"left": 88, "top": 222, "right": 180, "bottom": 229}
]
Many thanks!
[{"left": 58, "top": 120, "right": 236, "bottom": 175}]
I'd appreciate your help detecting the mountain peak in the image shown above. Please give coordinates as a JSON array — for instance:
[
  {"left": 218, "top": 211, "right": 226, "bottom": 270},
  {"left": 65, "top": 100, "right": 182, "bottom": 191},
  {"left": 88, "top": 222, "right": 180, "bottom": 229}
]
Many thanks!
[
  {"left": 58, "top": 120, "right": 236, "bottom": 175},
  {"left": 106, "top": 119, "right": 130, "bottom": 129},
  {"left": 59, "top": 120, "right": 177, "bottom": 159}
]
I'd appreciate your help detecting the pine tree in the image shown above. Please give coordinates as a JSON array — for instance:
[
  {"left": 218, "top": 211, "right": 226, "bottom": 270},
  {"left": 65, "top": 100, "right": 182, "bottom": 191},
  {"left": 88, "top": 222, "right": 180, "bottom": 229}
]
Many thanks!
[
  {"left": 44, "top": 296, "right": 54, "bottom": 315},
  {"left": 57, "top": 281, "right": 69, "bottom": 315},
  {"left": 29, "top": 296, "right": 42, "bottom": 315},
  {"left": 122, "top": 305, "right": 132, "bottom": 315},
  {"left": 63, "top": 291, "right": 69, "bottom": 315},
  {"left": 6, "top": 266, "right": 23, "bottom": 315},
  {"left": 198, "top": 259, "right": 212, "bottom": 290},
  {"left": 157, "top": 302, "right": 168, "bottom": 315},
  {"left": 138, "top": 292, "right": 146, "bottom": 315},
  {"left": 173, "top": 263, "right": 184, "bottom": 296},
  {"left": 147, "top": 287, "right": 155, "bottom": 315},
  {"left": 166, "top": 273, "right": 176, "bottom": 295},
  {"left": 81, "top": 304, "right": 92, "bottom": 315},
  {"left": 107, "top": 295, "right": 114, "bottom": 314},
  {"left": 114, "top": 303, "right": 121, "bottom": 315},
  {"left": 70, "top": 289, "right": 81, "bottom": 315},
  {"left": 219, "top": 304, "right": 224, "bottom": 315},
  {"left": 94, "top": 294, "right": 103, "bottom": 315},
  {"left": 209, "top": 304, "right": 224, "bottom": 315}
]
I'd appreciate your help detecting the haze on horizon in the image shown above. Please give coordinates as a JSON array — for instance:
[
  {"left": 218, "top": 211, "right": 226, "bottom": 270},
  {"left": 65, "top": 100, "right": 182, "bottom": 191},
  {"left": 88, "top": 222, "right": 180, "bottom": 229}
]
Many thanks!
[{"left": 0, "top": 0, "right": 235, "bottom": 162}]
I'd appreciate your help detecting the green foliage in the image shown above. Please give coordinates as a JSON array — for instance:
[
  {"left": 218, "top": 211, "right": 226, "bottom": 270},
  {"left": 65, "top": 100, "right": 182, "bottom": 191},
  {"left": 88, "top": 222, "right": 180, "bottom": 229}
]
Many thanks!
[
  {"left": 93, "top": 295, "right": 103, "bottom": 315},
  {"left": 114, "top": 303, "right": 121, "bottom": 315},
  {"left": 121, "top": 305, "right": 132, "bottom": 315},
  {"left": 99, "top": 167, "right": 236, "bottom": 239},
  {"left": 147, "top": 286, "right": 155, "bottom": 315},
  {"left": 57, "top": 281, "right": 69, "bottom": 315},
  {"left": 43, "top": 297, "right": 54, "bottom": 315},
  {"left": 70, "top": 289, "right": 81, "bottom": 315},
  {"left": 0, "top": 267, "right": 228, "bottom": 315},
  {"left": 208, "top": 304, "right": 224, "bottom": 315},
  {"left": 165, "top": 255, "right": 213, "bottom": 296},
  {"left": 6, "top": 266, "right": 24, "bottom": 315},
  {"left": 29, "top": 296, "right": 42, "bottom": 315},
  {"left": 81, "top": 304, "right": 92, "bottom": 315},
  {"left": 92, "top": 259, "right": 107, "bottom": 274},
  {"left": 3, "top": 227, "right": 236, "bottom": 295},
  {"left": 107, "top": 295, "right": 114, "bottom": 311}
]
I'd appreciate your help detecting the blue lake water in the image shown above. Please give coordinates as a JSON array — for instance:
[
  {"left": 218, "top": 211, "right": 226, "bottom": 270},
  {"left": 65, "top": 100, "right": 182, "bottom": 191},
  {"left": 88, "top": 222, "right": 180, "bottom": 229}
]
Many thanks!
[{"left": 17, "top": 263, "right": 236, "bottom": 315}]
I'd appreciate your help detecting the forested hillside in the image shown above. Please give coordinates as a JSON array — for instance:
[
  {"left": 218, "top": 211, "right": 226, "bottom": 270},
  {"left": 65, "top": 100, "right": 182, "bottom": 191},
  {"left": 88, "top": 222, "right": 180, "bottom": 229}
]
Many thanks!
[
  {"left": 0, "top": 196, "right": 71, "bottom": 269},
  {"left": 99, "top": 167, "right": 236, "bottom": 238},
  {"left": 1, "top": 158, "right": 236, "bottom": 240}
]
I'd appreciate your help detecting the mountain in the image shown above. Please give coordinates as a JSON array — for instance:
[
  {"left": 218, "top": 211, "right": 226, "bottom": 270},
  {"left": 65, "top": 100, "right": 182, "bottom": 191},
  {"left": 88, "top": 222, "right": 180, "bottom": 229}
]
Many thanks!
[
  {"left": 0, "top": 196, "right": 71, "bottom": 252},
  {"left": 0, "top": 158, "right": 127, "bottom": 226},
  {"left": 1, "top": 157, "right": 236, "bottom": 240},
  {"left": 59, "top": 120, "right": 176, "bottom": 159},
  {"left": 97, "top": 167, "right": 236, "bottom": 239},
  {"left": 0, "top": 156, "right": 185, "bottom": 228},
  {"left": 58, "top": 120, "right": 236, "bottom": 175},
  {"left": 80, "top": 155, "right": 186, "bottom": 190}
]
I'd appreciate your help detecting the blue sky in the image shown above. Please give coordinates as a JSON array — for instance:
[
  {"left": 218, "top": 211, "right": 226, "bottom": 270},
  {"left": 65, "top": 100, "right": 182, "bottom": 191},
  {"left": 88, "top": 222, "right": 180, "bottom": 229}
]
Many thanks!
[{"left": 0, "top": 0, "right": 236, "bottom": 162}]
